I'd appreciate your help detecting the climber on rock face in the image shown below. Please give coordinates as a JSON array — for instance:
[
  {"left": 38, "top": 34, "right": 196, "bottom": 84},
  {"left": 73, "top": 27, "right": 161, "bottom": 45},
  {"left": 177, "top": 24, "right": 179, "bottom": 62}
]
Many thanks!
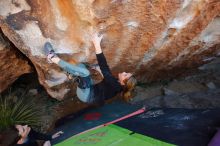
[{"left": 43, "top": 32, "right": 137, "bottom": 104}]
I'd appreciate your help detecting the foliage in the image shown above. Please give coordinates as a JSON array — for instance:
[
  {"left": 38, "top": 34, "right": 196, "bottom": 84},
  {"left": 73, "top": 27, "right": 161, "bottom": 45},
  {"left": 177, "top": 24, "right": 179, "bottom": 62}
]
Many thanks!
[{"left": 0, "top": 92, "right": 44, "bottom": 131}]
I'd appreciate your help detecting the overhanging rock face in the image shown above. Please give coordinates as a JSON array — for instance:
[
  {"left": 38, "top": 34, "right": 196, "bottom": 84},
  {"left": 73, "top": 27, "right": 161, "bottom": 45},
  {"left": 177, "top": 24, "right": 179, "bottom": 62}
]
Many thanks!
[{"left": 0, "top": 0, "right": 220, "bottom": 100}]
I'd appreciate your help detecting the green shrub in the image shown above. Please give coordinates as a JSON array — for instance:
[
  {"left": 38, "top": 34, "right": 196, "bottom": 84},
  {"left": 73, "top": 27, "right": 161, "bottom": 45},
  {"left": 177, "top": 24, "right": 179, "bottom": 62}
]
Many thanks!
[{"left": 0, "top": 93, "right": 44, "bottom": 131}]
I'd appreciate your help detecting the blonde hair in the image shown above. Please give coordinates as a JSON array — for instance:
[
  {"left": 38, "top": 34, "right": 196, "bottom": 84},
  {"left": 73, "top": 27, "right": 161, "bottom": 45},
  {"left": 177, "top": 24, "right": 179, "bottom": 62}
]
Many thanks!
[{"left": 122, "top": 76, "right": 137, "bottom": 102}]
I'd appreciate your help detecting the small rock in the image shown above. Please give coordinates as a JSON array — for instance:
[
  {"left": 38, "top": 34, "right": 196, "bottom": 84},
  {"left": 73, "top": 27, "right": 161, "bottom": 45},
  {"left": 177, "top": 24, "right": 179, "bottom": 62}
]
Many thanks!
[
  {"left": 206, "top": 82, "right": 216, "bottom": 89},
  {"left": 28, "top": 89, "right": 38, "bottom": 95},
  {"left": 163, "top": 87, "right": 180, "bottom": 96}
]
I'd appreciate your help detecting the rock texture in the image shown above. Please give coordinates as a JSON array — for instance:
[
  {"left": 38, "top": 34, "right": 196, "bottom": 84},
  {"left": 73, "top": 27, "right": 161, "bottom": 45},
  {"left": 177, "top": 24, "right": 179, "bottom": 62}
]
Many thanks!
[
  {"left": 0, "top": 31, "right": 32, "bottom": 92},
  {"left": 0, "top": 0, "right": 220, "bottom": 99},
  {"left": 132, "top": 57, "right": 220, "bottom": 109}
]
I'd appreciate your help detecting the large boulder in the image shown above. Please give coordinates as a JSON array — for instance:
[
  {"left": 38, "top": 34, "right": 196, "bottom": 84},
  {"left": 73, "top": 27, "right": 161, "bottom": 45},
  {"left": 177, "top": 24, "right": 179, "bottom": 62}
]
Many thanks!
[{"left": 0, "top": 0, "right": 220, "bottom": 99}]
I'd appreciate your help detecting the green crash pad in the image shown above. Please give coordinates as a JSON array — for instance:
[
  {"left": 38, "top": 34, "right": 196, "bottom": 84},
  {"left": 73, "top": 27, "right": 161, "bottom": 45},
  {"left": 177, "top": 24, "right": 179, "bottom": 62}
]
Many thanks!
[{"left": 55, "top": 124, "right": 175, "bottom": 146}]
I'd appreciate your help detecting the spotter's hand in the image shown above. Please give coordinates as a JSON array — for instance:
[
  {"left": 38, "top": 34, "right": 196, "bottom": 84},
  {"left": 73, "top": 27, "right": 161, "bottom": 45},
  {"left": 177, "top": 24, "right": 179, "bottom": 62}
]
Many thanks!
[{"left": 52, "top": 131, "right": 64, "bottom": 139}]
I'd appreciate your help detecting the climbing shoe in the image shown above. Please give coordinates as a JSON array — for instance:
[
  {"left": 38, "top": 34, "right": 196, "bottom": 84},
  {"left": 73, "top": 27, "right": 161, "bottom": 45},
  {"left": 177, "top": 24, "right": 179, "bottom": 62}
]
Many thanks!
[{"left": 43, "top": 42, "right": 57, "bottom": 63}]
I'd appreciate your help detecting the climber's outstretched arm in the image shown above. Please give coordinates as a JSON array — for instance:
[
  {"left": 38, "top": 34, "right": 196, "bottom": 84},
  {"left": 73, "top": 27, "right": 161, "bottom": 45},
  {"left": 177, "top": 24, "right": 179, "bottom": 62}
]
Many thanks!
[{"left": 91, "top": 32, "right": 118, "bottom": 86}]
